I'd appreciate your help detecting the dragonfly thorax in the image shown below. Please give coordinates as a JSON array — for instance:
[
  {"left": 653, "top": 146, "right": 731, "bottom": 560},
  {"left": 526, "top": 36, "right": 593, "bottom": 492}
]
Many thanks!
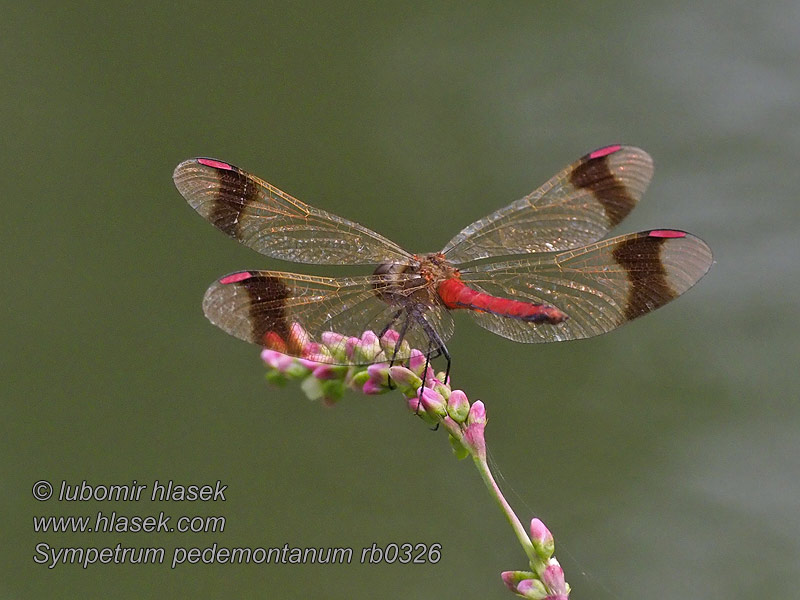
[{"left": 372, "top": 253, "right": 457, "bottom": 308}]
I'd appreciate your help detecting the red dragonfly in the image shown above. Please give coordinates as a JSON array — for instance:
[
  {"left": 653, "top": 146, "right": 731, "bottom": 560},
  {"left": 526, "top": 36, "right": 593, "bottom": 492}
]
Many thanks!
[{"left": 174, "top": 145, "right": 712, "bottom": 377}]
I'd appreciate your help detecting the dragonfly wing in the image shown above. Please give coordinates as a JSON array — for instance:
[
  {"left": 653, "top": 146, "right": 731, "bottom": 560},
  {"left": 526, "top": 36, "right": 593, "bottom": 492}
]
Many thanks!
[
  {"left": 442, "top": 146, "right": 653, "bottom": 263},
  {"left": 459, "top": 230, "right": 712, "bottom": 342},
  {"left": 202, "top": 270, "right": 454, "bottom": 364},
  {"left": 174, "top": 158, "right": 411, "bottom": 265}
]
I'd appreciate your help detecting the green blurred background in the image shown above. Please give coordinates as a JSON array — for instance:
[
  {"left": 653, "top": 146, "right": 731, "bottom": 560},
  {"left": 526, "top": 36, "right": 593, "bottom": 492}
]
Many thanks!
[{"left": 3, "top": 2, "right": 799, "bottom": 598}]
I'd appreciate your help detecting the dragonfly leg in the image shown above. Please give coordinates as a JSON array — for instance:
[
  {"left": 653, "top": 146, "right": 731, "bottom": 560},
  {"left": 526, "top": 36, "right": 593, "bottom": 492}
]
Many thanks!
[
  {"left": 441, "top": 343, "right": 451, "bottom": 385},
  {"left": 415, "top": 313, "right": 451, "bottom": 386},
  {"left": 416, "top": 338, "right": 441, "bottom": 431},
  {"left": 378, "top": 309, "right": 404, "bottom": 339},
  {"left": 389, "top": 312, "right": 412, "bottom": 366},
  {"left": 385, "top": 311, "right": 412, "bottom": 390},
  {"left": 419, "top": 339, "right": 433, "bottom": 409}
]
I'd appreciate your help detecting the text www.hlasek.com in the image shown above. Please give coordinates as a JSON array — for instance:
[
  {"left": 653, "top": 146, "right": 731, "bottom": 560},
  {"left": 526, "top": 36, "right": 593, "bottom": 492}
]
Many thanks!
[
  {"left": 33, "top": 511, "right": 225, "bottom": 534},
  {"left": 34, "top": 542, "right": 443, "bottom": 569}
]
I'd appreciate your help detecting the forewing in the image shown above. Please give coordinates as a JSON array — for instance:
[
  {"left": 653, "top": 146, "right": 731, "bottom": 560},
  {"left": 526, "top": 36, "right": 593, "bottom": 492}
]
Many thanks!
[
  {"left": 442, "top": 146, "right": 653, "bottom": 263},
  {"left": 202, "top": 270, "right": 454, "bottom": 365},
  {"left": 174, "top": 158, "right": 411, "bottom": 265},
  {"left": 459, "top": 230, "right": 712, "bottom": 342}
]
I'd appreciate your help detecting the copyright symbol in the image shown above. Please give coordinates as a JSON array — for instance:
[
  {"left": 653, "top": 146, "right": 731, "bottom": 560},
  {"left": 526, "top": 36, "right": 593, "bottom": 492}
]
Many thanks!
[{"left": 32, "top": 480, "right": 53, "bottom": 501}]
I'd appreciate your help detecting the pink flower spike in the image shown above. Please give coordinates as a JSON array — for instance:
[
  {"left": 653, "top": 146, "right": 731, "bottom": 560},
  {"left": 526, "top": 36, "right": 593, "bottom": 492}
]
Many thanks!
[
  {"left": 354, "top": 330, "right": 382, "bottom": 363},
  {"left": 344, "top": 336, "right": 360, "bottom": 359},
  {"left": 410, "top": 360, "right": 437, "bottom": 387},
  {"left": 463, "top": 401, "right": 487, "bottom": 459},
  {"left": 388, "top": 366, "right": 422, "bottom": 390},
  {"left": 360, "top": 330, "right": 379, "bottom": 345},
  {"left": 467, "top": 400, "right": 487, "bottom": 425},
  {"left": 261, "top": 348, "right": 282, "bottom": 368},
  {"left": 288, "top": 322, "right": 310, "bottom": 348},
  {"left": 380, "top": 328, "right": 400, "bottom": 346},
  {"left": 501, "top": 571, "right": 522, "bottom": 591},
  {"left": 321, "top": 331, "right": 347, "bottom": 346},
  {"left": 407, "top": 396, "right": 422, "bottom": 412},
  {"left": 447, "top": 389, "right": 470, "bottom": 423},
  {"left": 408, "top": 349, "right": 427, "bottom": 375},
  {"left": 301, "top": 342, "right": 324, "bottom": 358},
  {"left": 541, "top": 563, "right": 567, "bottom": 597},
  {"left": 418, "top": 386, "right": 446, "bottom": 417},
  {"left": 501, "top": 571, "right": 539, "bottom": 595},
  {"left": 463, "top": 422, "right": 486, "bottom": 459},
  {"left": 366, "top": 363, "right": 390, "bottom": 382},
  {"left": 312, "top": 364, "right": 337, "bottom": 380},
  {"left": 517, "top": 578, "right": 549, "bottom": 599},
  {"left": 261, "top": 349, "right": 295, "bottom": 373},
  {"left": 362, "top": 379, "right": 385, "bottom": 395},
  {"left": 530, "top": 518, "right": 555, "bottom": 560},
  {"left": 298, "top": 358, "right": 322, "bottom": 370},
  {"left": 424, "top": 366, "right": 439, "bottom": 387}
]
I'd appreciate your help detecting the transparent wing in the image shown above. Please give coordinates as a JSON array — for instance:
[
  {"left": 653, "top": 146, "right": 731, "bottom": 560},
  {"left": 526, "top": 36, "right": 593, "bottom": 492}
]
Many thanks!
[
  {"left": 459, "top": 230, "right": 712, "bottom": 343},
  {"left": 174, "top": 158, "right": 412, "bottom": 265},
  {"left": 442, "top": 146, "right": 653, "bottom": 263},
  {"left": 202, "top": 270, "right": 454, "bottom": 365}
]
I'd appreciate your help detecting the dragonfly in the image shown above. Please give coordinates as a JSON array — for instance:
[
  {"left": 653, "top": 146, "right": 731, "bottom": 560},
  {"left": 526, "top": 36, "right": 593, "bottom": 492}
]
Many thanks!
[{"left": 174, "top": 145, "right": 712, "bottom": 379}]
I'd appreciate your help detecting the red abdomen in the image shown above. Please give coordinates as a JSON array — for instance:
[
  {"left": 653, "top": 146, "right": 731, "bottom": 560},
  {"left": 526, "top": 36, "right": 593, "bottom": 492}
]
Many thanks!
[{"left": 437, "top": 279, "right": 567, "bottom": 324}]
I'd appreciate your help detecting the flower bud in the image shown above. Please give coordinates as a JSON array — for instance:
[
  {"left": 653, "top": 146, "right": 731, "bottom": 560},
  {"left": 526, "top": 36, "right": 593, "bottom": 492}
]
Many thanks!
[
  {"left": 321, "top": 332, "right": 349, "bottom": 361},
  {"left": 362, "top": 379, "right": 386, "bottom": 395},
  {"left": 288, "top": 322, "right": 310, "bottom": 350},
  {"left": 529, "top": 518, "right": 555, "bottom": 561},
  {"left": 467, "top": 400, "right": 487, "bottom": 426},
  {"left": 353, "top": 331, "right": 382, "bottom": 363},
  {"left": 407, "top": 396, "right": 438, "bottom": 425},
  {"left": 407, "top": 396, "right": 422, "bottom": 413},
  {"left": 517, "top": 578, "right": 549, "bottom": 599},
  {"left": 388, "top": 365, "right": 422, "bottom": 389},
  {"left": 446, "top": 390, "right": 470, "bottom": 423},
  {"left": 261, "top": 349, "right": 294, "bottom": 373},
  {"left": 366, "top": 363, "right": 390, "bottom": 385},
  {"left": 321, "top": 331, "right": 347, "bottom": 347},
  {"left": 349, "top": 369, "right": 371, "bottom": 387},
  {"left": 300, "top": 375, "right": 325, "bottom": 401},
  {"left": 407, "top": 349, "right": 427, "bottom": 375},
  {"left": 501, "top": 570, "right": 536, "bottom": 592},
  {"left": 463, "top": 401, "right": 487, "bottom": 459},
  {"left": 418, "top": 386, "right": 446, "bottom": 417},
  {"left": 264, "top": 369, "right": 289, "bottom": 386},
  {"left": 541, "top": 562, "right": 567, "bottom": 597},
  {"left": 312, "top": 364, "right": 338, "bottom": 380},
  {"left": 433, "top": 382, "right": 450, "bottom": 401},
  {"left": 344, "top": 336, "right": 361, "bottom": 360},
  {"left": 379, "top": 328, "right": 400, "bottom": 352}
]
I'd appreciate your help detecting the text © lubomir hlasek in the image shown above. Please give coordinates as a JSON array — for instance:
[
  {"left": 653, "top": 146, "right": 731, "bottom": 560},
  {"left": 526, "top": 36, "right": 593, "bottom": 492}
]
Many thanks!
[{"left": 57, "top": 480, "right": 227, "bottom": 502}]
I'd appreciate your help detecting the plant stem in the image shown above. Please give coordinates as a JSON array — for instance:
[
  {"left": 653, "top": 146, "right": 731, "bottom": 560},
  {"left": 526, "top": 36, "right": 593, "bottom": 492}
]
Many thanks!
[{"left": 472, "top": 452, "right": 535, "bottom": 561}]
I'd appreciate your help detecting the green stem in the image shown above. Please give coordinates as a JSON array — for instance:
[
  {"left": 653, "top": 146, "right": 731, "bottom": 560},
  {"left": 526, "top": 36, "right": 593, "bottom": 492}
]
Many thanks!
[{"left": 471, "top": 452, "right": 535, "bottom": 561}]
